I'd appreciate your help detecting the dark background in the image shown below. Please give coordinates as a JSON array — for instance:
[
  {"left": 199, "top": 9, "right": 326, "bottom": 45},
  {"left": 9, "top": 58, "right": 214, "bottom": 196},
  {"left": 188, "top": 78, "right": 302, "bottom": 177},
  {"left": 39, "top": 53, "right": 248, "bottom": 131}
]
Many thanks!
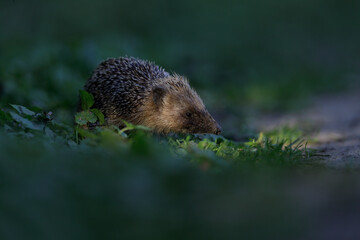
[{"left": 1, "top": 0, "right": 359, "bottom": 126}]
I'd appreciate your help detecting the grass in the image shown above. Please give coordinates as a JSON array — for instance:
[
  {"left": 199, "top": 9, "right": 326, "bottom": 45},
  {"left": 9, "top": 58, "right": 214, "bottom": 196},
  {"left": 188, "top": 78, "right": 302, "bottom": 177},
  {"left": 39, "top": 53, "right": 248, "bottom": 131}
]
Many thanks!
[
  {"left": 0, "top": 91, "right": 316, "bottom": 240},
  {"left": 0, "top": 102, "right": 311, "bottom": 168},
  {"left": 0, "top": 101, "right": 316, "bottom": 240}
]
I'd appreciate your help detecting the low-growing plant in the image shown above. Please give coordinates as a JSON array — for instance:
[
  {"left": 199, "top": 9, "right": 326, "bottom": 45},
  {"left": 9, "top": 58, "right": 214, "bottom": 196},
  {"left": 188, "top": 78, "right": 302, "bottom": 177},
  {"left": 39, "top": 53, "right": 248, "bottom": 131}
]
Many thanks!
[
  {"left": 0, "top": 100, "right": 314, "bottom": 171},
  {"left": 75, "top": 90, "right": 105, "bottom": 126}
]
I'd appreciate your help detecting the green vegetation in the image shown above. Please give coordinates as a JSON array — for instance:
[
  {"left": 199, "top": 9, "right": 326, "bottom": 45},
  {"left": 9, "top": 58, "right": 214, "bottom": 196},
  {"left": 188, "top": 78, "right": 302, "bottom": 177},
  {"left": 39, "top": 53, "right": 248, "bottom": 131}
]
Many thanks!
[
  {"left": 0, "top": 98, "right": 310, "bottom": 169},
  {"left": 0, "top": 92, "right": 314, "bottom": 239},
  {"left": 0, "top": 98, "right": 314, "bottom": 240},
  {"left": 1, "top": 0, "right": 360, "bottom": 239}
]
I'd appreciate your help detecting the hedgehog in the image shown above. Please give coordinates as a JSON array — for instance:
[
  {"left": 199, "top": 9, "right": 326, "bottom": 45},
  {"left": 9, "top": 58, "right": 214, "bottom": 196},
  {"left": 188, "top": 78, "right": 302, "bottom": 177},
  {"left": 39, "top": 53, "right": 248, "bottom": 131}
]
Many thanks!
[{"left": 83, "top": 57, "right": 221, "bottom": 135}]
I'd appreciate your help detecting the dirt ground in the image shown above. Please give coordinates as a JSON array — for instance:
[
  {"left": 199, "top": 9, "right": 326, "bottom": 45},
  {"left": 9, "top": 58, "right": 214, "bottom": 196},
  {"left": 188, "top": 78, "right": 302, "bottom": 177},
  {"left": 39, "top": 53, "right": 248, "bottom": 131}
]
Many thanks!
[{"left": 254, "top": 91, "right": 360, "bottom": 168}]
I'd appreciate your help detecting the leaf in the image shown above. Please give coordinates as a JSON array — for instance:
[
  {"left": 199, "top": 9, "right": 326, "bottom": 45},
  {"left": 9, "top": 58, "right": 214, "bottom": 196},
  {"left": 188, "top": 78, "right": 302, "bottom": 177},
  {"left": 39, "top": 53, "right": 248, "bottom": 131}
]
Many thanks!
[
  {"left": 118, "top": 121, "right": 150, "bottom": 135},
  {"left": 9, "top": 112, "right": 43, "bottom": 131},
  {"left": 134, "top": 125, "right": 151, "bottom": 131},
  {"left": 75, "top": 112, "right": 87, "bottom": 125},
  {"left": 122, "top": 120, "right": 134, "bottom": 129},
  {"left": 198, "top": 140, "right": 209, "bottom": 150},
  {"left": 9, "top": 104, "right": 36, "bottom": 116},
  {"left": 3, "top": 124, "right": 13, "bottom": 132},
  {"left": 79, "top": 90, "right": 95, "bottom": 110},
  {"left": 44, "top": 127, "right": 56, "bottom": 139},
  {"left": 122, "top": 120, "right": 150, "bottom": 131},
  {"left": 75, "top": 111, "right": 97, "bottom": 125},
  {"left": 76, "top": 126, "right": 97, "bottom": 139},
  {"left": 91, "top": 109, "right": 105, "bottom": 125}
]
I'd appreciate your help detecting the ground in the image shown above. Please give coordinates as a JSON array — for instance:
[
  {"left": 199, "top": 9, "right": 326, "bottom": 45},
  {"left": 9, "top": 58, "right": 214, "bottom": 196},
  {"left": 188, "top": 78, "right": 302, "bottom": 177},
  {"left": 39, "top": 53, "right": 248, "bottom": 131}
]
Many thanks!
[{"left": 255, "top": 90, "right": 360, "bottom": 167}]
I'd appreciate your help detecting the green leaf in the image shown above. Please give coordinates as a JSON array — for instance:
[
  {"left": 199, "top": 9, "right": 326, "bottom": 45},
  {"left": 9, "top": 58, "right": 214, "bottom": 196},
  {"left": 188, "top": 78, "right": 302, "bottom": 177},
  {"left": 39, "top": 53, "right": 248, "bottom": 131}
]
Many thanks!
[
  {"left": 198, "top": 140, "right": 208, "bottom": 150},
  {"left": 79, "top": 90, "right": 95, "bottom": 110},
  {"left": 9, "top": 112, "right": 43, "bottom": 130},
  {"left": 122, "top": 120, "right": 134, "bottom": 129},
  {"left": 134, "top": 125, "right": 151, "bottom": 131},
  {"left": 118, "top": 120, "right": 150, "bottom": 135},
  {"left": 91, "top": 109, "right": 105, "bottom": 125},
  {"left": 75, "top": 111, "right": 97, "bottom": 125},
  {"left": 122, "top": 120, "right": 150, "bottom": 131},
  {"left": 76, "top": 126, "right": 97, "bottom": 139},
  {"left": 10, "top": 104, "right": 36, "bottom": 116}
]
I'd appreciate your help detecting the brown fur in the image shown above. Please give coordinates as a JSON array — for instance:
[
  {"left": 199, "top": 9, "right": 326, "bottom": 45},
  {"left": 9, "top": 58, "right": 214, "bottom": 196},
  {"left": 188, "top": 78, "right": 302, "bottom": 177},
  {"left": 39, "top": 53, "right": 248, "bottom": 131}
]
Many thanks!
[{"left": 83, "top": 57, "right": 221, "bottom": 134}]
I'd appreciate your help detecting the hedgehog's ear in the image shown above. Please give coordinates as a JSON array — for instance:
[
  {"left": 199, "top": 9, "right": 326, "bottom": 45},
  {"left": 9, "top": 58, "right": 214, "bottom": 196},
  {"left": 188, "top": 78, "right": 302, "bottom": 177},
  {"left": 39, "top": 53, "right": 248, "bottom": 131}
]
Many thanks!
[{"left": 152, "top": 87, "right": 167, "bottom": 108}]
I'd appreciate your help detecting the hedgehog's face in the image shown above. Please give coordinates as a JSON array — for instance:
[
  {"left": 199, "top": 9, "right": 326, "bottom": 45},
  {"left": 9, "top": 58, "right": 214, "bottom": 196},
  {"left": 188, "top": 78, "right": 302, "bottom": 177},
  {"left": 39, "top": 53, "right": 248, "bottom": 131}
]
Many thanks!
[
  {"left": 152, "top": 86, "right": 221, "bottom": 135},
  {"left": 179, "top": 105, "right": 222, "bottom": 135}
]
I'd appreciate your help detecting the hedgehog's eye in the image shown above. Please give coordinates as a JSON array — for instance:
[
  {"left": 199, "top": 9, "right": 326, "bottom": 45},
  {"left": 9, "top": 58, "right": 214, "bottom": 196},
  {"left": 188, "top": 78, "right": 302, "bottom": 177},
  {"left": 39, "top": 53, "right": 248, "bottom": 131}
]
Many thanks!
[{"left": 185, "top": 112, "right": 192, "bottom": 118}]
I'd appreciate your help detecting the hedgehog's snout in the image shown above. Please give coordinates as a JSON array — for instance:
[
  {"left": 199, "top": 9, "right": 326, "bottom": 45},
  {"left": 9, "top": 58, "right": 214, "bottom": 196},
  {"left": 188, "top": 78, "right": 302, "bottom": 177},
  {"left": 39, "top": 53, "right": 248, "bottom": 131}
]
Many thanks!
[{"left": 205, "top": 112, "right": 222, "bottom": 135}]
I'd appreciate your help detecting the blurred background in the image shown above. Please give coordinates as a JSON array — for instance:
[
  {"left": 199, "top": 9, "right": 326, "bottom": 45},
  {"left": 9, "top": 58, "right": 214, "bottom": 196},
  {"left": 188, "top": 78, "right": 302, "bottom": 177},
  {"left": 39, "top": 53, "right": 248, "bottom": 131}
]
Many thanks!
[
  {"left": 1, "top": 0, "right": 359, "bottom": 135},
  {"left": 1, "top": 0, "right": 360, "bottom": 239}
]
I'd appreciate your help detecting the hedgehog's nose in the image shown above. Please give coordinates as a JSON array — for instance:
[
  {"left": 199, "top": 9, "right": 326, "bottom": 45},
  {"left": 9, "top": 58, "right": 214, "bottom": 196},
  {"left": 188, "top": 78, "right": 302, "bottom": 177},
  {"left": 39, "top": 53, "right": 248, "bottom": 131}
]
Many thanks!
[{"left": 215, "top": 123, "right": 222, "bottom": 135}]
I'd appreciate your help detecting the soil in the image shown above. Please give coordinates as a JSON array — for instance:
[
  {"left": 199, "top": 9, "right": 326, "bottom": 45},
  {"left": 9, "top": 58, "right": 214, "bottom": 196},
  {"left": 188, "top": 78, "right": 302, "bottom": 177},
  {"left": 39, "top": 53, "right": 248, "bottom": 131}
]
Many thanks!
[{"left": 254, "top": 91, "right": 360, "bottom": 168}]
